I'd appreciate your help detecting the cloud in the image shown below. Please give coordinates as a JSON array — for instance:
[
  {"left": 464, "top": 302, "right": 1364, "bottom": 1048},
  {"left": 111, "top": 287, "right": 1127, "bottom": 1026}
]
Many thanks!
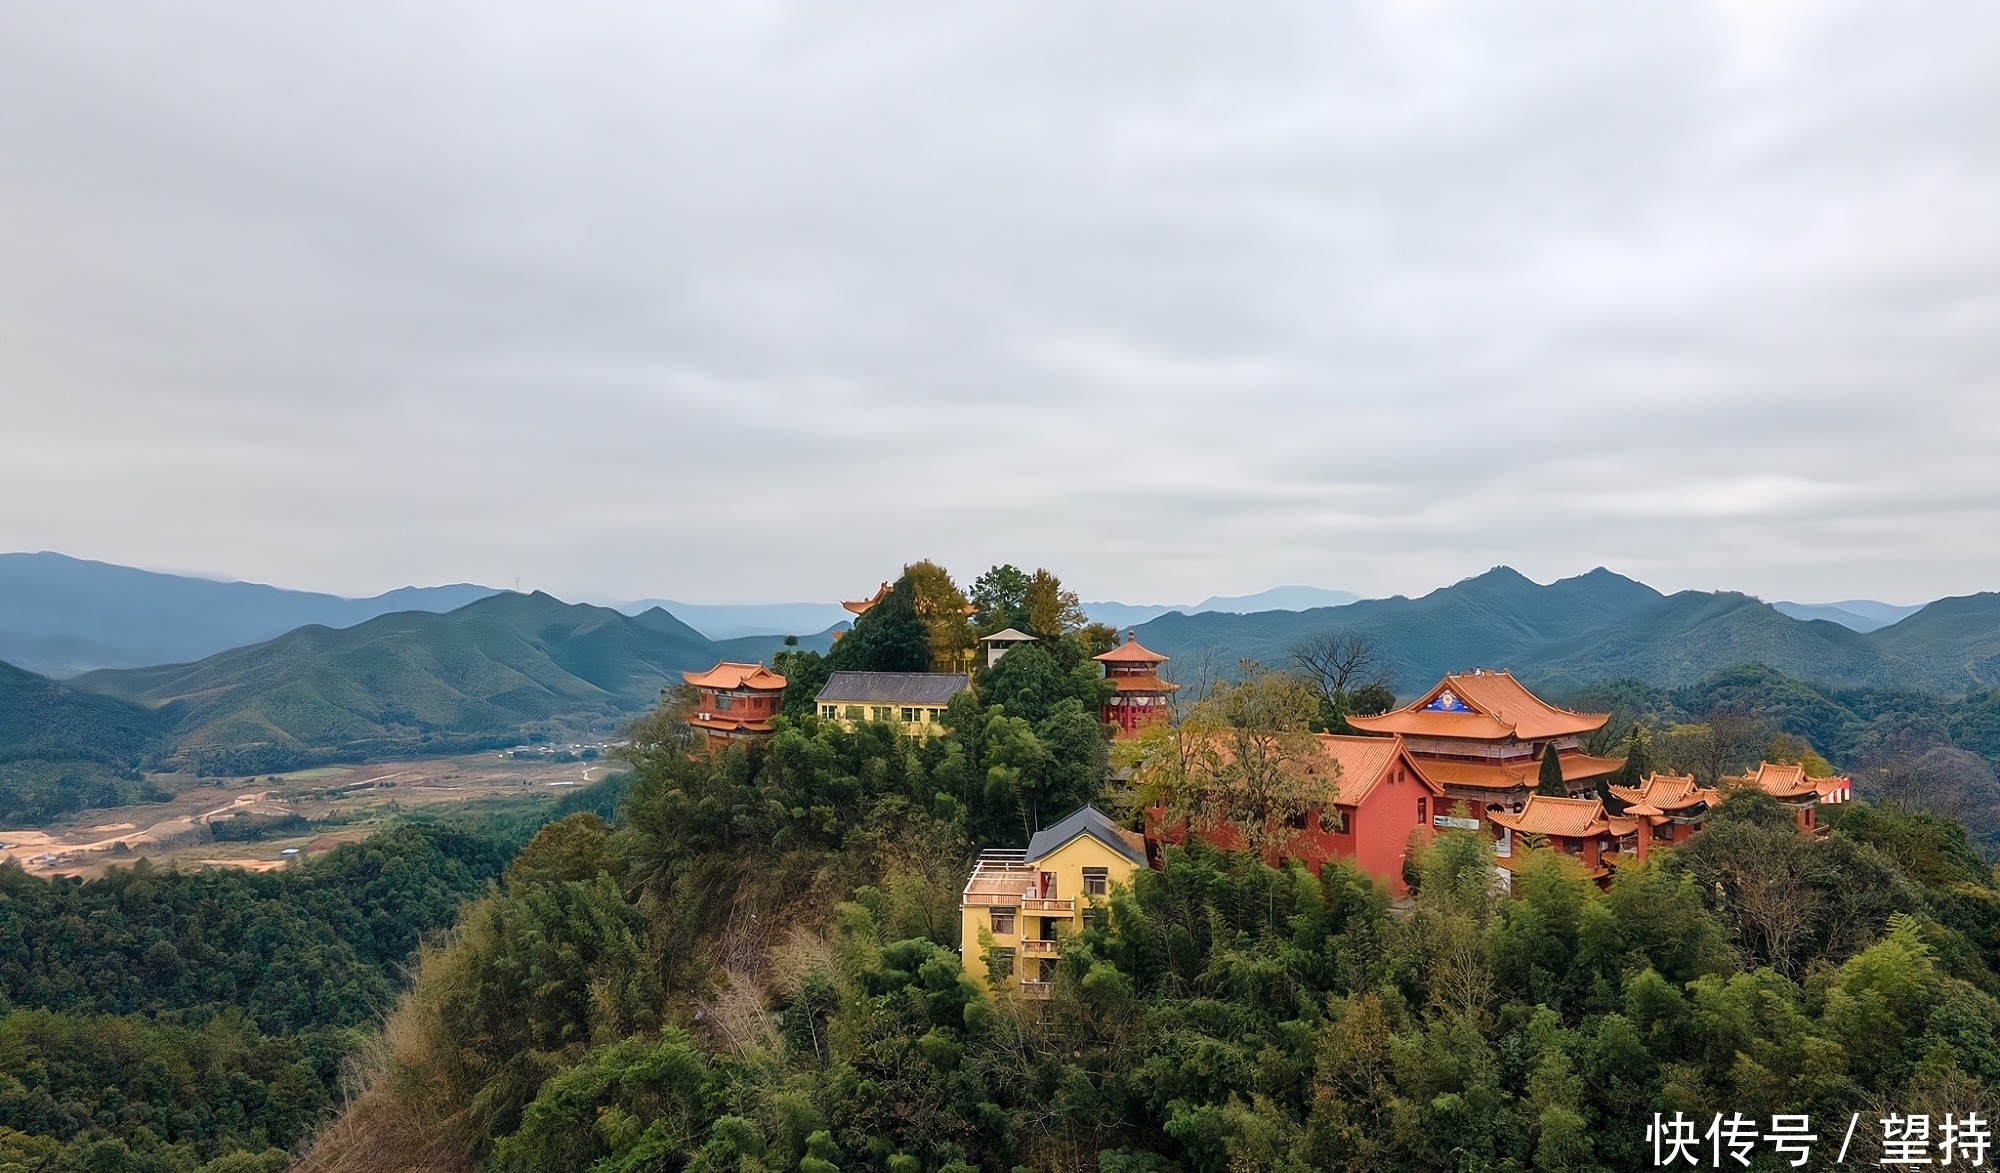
[{"left": 0, "top": 0, "right": 1994, "bottom": 606}]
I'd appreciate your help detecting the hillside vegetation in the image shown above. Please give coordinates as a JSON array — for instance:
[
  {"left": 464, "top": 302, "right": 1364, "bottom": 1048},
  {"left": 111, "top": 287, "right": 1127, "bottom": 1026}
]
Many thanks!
[{"left": 0, "top": 821, "right": 521, "bottom": 1171}]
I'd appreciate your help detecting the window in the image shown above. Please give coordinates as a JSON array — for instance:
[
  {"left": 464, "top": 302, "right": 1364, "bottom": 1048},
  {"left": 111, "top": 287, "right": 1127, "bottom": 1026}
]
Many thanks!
[
  {"left": 821, "top": 704, "right": 838, "bottom": 720},
  {"left": 844, "top": 705, "right": 864, "bottom": 721},
  {"left": 715, "top": 694, "right": 733, "bottom": 710},
  {"left": 990, "top": 907, "right": 1016, "bottom": 934},
  {"left": 902, "top": 707, "right": 918, "bottom": 723},
  {"left": 1417, "top": 798, "right": 1427, "bottom": 826},
  {"left": 1082, "top": 867, "right": 1108, "bottom": 896}
]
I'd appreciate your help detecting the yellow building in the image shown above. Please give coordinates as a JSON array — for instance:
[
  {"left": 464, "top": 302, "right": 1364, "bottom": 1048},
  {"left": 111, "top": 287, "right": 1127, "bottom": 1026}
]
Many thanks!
[
  {"left": 959, "top": 805, "right": 1147, "bottom": 999},
  {"left": 814, "top": 671, "right": 969, "bottom": 737}
]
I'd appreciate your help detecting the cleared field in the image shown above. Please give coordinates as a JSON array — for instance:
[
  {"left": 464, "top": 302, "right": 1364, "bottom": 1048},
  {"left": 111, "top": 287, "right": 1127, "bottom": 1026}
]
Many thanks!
[{"left": 0, "top": 751, "right": 617, "bottom": 879}]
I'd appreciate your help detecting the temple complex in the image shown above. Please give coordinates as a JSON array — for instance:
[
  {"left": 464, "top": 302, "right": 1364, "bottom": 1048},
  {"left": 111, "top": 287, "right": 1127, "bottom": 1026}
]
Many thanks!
[
  {"left": 1346, "top": 670, "right": 1624, "bottom": 820},
  {"left": 681, "top": 661, "right": 787, "bottom": 747},
  {"left": 1094, "top": 631, "right": 1176, "bottom": 737}
]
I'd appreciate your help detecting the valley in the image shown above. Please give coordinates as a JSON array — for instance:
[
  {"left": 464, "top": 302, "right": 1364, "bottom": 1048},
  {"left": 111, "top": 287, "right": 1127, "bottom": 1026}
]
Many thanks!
[{"left": 0, "top": 750, "right": 616, "bottom": 879}]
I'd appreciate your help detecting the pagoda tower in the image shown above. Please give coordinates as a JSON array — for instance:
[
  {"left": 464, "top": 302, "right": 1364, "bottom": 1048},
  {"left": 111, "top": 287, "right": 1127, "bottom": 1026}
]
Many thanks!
[{"left": 1094, "top": 631, "right": 1176, "bottom": 737}]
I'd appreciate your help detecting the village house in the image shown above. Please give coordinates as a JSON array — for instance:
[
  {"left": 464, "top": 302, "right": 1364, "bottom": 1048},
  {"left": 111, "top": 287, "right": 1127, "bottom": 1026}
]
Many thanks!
[
  {"left": 959, "top": 805, "right": 1146, "bottom": 999},
  {"left": 815, "top": 671, "right": 970, "bottom": 737},
  {"left": 1095, "top": 631, "right": 1176, "bottom": 737},
  {"left": 680, "top": 661, "right": 787, "bottom": 747},
  {"left": 1347, "top": 670, "right": 1626, "bottom": 820}
]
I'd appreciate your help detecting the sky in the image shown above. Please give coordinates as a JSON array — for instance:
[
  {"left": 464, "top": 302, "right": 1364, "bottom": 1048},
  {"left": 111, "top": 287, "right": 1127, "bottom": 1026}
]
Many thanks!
[{"left": 1, "top": 2, "right": 1996, "bottom": 608}]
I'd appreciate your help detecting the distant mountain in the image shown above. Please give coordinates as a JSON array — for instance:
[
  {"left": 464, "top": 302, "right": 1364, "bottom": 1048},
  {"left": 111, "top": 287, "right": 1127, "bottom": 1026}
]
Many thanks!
[
  {"left": 1084, "top": 585, "right": 1360, "bottom": 631},
  {"left": 612, "top": 598, "right": 852, "bottom": 641},
  {"left": 1773, "top": 599, "right": 1927, "bottom": 633},
  {"left": 0, "top": 551, "right": 499, "bottom": 677},
  {"left": 1128, "top": 566, "right": 1995, "bottom": 696},
  {"left": 1865, "top": 593, "right": 2000, "bottom": 694},
  {"left": 67, "top": 591, "right": 789, "bottom": 773}
]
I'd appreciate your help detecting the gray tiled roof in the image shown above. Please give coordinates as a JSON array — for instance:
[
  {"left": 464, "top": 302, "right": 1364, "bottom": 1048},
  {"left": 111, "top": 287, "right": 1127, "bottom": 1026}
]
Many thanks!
[
  {"left": 980, "top": 627, "right": 1038, "bottom": 643},
  {"left": 816, "top": 671, "right": 970, "bottom": 706},
  {"left": 1025, "top": 804, "right": 1148, "bottom": 868}
]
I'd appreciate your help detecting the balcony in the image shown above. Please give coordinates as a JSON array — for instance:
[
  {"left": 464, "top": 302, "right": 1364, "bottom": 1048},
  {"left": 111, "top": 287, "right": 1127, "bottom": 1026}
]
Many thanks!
[
  {"left": 1019, "top": 980, "right": 1053, "bottom": 999},
  {"left": 1020, "top": 938, "right": 1059, "bottom": 955},
  {"left": 1021, "top": 897, "right": 1074, "bottom": 913}
]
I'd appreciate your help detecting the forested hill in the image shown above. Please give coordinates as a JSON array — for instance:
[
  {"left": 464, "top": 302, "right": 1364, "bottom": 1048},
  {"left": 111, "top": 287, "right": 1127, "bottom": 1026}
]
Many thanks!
[
  {"left": 62, "top": 591, "right": 788, "bottom": 774},
  {"left": 0, "top": 659, "right": 169, "bottom": 766},
  {"left": 1130, "top": 566, "right": 2000, "bottom": 694}
]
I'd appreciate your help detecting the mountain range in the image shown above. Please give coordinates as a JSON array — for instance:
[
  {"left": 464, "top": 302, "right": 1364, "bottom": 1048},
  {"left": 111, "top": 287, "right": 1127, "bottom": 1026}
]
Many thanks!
[
  {"left": 4, "top": 592, "right": 829, "bottom": 775},
  {"left": 1771, "top": 599, "right": 1927, "bottom": 633},
  {"left": 1, "top": 554, "right": 1995, "bottom": 782},
  {"left": 1126, "top": 566, "right": 2000, "bottom": 696},
  {"left": 1083, "top": 586, "right": 1363, "bottom": 631},
  {"left": 606, "top": 599, "right": 853, "bottom": 641},
  {"left": 0, "top": 552, "right": 499, "bottom": 677}
]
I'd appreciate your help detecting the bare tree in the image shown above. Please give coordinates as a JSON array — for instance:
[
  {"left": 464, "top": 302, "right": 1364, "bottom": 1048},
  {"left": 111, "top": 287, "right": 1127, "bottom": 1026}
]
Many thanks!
[
  {"left": 1290, "top": 631, "right": 1385, "bottom": 729},
  {"left": 1703, "top": 705, "right": 1765, "bottom": 778},
  {"left": 1125, "top": 663, "right": 1335, "bottom": 861}
]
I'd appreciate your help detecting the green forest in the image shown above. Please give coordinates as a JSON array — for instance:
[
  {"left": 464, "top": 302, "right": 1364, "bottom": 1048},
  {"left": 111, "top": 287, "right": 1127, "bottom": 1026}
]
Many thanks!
[{"left": 3, "top": 563, "right": 1998, "bottom": 1173}]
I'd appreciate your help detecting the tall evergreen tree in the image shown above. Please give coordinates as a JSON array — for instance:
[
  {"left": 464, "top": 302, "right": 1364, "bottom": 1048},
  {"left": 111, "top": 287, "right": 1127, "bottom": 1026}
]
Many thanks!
[
  {"left": 1536, "top": 740, "right": 1569, "bottom": 797},
  {"left": 826, "top": 576, "right": 932, "bottom": 673},
  {"left": 1611, "top": 723, "right": 1651, "bottom": 788}
]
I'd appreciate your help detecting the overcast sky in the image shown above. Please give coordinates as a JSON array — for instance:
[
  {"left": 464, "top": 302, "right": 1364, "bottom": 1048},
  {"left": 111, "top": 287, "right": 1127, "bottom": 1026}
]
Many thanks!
[{"left": 2, "top": 2, "right": 1996, "bottom": 607}]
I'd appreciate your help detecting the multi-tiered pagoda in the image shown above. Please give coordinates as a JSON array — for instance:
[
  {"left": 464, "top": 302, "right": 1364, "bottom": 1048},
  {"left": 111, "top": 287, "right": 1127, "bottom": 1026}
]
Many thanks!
[{"left": 1094, "top": 631, "right": 1176, "bottom": 737}]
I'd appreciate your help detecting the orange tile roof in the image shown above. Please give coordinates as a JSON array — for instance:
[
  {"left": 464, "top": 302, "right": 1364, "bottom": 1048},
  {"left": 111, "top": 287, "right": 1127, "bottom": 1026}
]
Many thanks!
[
  {"left": 1734, "top": 761, "right": 1823, "bottom": 800},
  {"left": 1489, "top": 794, "right": 1619, "bottom": 838},
  {"left": 1094, "top": 632, "right": 1170, "bottom": 665},
  {"left": 1348, "top": 670, "right": 1609, "bottom": 741},
  {"left": 1348, "top": 710, "right": 1520, "bottom": 739},
  {"left": 843, "top": 582, "right": 891, "bottom": 615},
  {"left": 1312, "top": 734, "right": 1443, "bottom": 806},
  {"left": 1415, "top": 752, "right": 1625, "bottom": 791},
  {"left": 1608, "top": 772, "right": 1717, "bottom": 813},
  {"left": 683, "top": 661, "right": 787, "bottom": 691},
  {"left": 1107, "top": 673, "right": 1176, "bottom": 693}
]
